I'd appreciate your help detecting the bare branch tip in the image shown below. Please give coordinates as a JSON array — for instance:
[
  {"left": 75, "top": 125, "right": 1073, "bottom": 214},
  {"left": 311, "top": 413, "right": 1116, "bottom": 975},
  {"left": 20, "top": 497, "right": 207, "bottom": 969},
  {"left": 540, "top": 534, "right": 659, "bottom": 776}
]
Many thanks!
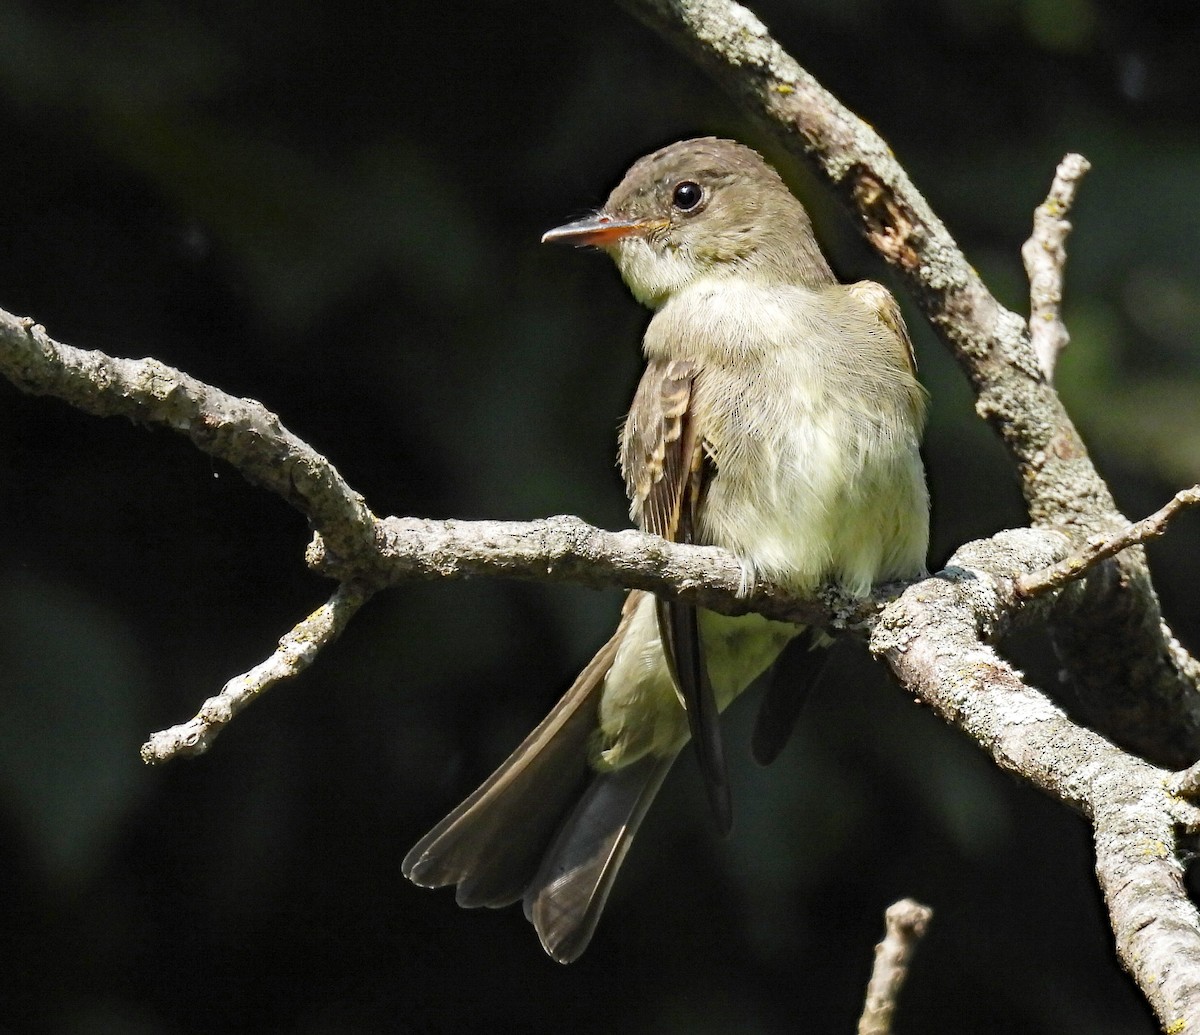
[
  {"left": 139, "top": 583, "right": 371, "bottom": 765},
  {"left": 1022, "top": 150, "right": 1093, "bottom": 380},
  {"left": 886, "top": 897, "right": 934, "bottom": 936},
  {"left": 1016, "top": 484, "right": 1200, "bottom": 600},
  {"left": 140, "top": 724, "right": 211, "bottom": 765},
  {"left": 858, "top": 897, "right": 933, "bottom": 1035},
  {"left": 1059, "top": 151, "right": 1092, "bottom": 180}
]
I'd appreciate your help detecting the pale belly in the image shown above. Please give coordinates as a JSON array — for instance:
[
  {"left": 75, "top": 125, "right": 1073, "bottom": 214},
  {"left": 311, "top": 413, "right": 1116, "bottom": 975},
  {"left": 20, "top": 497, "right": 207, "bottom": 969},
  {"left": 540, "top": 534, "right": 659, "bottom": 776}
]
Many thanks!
[{"left": 701, "top": 436, "right": 929, "bottom": 597}]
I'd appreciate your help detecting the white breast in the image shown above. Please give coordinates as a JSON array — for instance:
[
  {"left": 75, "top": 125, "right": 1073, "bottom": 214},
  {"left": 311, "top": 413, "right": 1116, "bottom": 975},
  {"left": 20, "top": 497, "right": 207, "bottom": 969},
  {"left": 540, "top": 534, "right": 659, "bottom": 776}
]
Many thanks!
[{"left": 645, "top": 277, "right": 929, "bottom": 597}]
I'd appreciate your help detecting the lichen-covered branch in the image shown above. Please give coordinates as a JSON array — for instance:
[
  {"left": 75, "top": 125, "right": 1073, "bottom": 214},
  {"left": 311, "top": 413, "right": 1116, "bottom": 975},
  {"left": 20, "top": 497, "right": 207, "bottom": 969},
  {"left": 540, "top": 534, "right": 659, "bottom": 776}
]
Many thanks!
[
  {"left": 1094, "top": 785, "right": 1200, "bottom": 1033},
  {"left": 312, "top": 514, "right": 849, "bottom": 627},
  {"left": 872, "top": 531, "right": 1200, "bottom": 1030},
  {"left": 857, "top": 899, "right": 933, "bottom": 1035},
  {"left": 1022, "top": 153, "right": 1090, "bottom": 381},
  {"left": 141, "top": 582, "right": 373, "bottom": 763}
]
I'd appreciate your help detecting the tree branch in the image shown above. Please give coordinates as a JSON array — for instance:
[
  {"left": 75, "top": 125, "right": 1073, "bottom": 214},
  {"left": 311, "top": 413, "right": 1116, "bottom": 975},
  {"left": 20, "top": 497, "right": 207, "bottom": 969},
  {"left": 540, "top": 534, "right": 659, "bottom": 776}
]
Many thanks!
[
  {"left": 857, "top": 898, "right": 933, "bottom": 1035},
  {"left": 313, "top": 514, "right": 868, "bottom": 627},
  {"left": 872, "top": 531, "right": 1200, "bottom": 1030},
  {"left": 1022, "top": 153, "right": 1090, "bottom": 381},
  {"left": 1017, "top": 486, "right": 1200, "bottom": 600},
  {"left": 141, "top": 582, "right": 373, "bottom": 763},
  {"left": 0, "top": 310, "right": 380, "bottom": 570}
]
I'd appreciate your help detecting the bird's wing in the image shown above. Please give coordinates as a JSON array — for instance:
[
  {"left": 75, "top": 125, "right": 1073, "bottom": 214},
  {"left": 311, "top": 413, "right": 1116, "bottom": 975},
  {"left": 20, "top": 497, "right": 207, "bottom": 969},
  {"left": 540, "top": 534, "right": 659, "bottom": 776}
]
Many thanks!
[
  {"left": 847, "top": 279, "right": 918, "bottom": 377},
  {"left": 620, "top": 358, "right": 731, "bottom": 834}
]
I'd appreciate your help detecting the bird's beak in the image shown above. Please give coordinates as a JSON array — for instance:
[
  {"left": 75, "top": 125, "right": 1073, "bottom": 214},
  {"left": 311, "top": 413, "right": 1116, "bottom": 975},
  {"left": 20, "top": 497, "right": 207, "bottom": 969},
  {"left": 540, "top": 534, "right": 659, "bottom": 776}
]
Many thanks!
[{"left": 541, "top": 213, "right": 652, "bottom": 247}]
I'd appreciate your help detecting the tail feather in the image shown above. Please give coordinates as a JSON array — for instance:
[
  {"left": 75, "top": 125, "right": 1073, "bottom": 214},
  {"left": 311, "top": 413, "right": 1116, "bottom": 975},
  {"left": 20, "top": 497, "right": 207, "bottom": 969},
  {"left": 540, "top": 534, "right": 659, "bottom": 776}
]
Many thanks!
[
  {"left": 402, "top": 652, "right": 607, "bottom": 908},
  {"left": 751, "top": 627, "right": 825, "bottom": 766},
  {"left": 403, "top": 591, "right": 679, "bottom": 959},
  {"left": 402, "top": 593, "right": 644, "bottom": 913},
  {"left": 525, "top": 752, "right": 676, "bottom": 963}
]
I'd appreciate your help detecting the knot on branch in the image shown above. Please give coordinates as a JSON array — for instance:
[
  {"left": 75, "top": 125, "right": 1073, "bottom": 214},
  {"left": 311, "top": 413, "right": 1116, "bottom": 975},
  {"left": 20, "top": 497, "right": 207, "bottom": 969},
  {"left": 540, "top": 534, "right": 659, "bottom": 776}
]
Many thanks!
[{"left": 850, "top": 166, "right": 924, "bottom": 272}]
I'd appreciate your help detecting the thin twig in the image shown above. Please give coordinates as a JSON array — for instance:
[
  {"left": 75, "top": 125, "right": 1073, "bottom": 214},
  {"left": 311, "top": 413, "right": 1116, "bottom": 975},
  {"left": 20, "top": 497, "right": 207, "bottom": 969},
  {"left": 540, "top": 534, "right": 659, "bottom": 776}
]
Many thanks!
[
  {"left": 1016, "top": 486, "right": 1200, "bottom": 599},
  {"left": 140, "top": 582, "right": 373, "bottom": 764},
  {"left": 1022, "top": 153, "right": 1091, "bottom": 382},
  {"left": 857, "top": 898, "right": 933, "bottom": 1035}
]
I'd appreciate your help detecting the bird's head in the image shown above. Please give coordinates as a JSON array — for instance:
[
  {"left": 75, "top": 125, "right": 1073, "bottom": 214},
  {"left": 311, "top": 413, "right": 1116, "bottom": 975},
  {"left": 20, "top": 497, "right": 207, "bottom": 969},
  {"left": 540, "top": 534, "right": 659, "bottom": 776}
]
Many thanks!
[{"left": 543, "top": 137, "right": 832, "bottom": 308}]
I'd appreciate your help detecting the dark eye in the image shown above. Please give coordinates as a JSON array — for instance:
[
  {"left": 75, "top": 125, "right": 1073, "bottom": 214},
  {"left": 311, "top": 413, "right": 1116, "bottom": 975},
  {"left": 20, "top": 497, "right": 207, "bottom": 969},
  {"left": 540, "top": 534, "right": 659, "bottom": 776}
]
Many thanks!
[{"left": 672, "top": 180, "right": 703, "bottom": 212}]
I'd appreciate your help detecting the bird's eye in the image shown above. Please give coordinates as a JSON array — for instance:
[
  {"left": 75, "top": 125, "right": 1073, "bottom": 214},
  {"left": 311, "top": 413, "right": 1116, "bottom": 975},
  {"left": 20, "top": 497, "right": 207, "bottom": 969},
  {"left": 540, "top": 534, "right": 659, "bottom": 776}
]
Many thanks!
[{"left": 671, "top": 181, "right": 703, "bottom": 212}]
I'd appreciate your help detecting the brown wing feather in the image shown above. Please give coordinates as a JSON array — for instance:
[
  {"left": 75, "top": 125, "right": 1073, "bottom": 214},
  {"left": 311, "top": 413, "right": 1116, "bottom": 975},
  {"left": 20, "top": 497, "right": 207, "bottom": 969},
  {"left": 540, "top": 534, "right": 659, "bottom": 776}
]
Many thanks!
[
  {"left": 621, "top": 358, "right": 700, "bottom": 540},
  {"left": 619, "top": 359, "right": 731, "bottom": 833}
]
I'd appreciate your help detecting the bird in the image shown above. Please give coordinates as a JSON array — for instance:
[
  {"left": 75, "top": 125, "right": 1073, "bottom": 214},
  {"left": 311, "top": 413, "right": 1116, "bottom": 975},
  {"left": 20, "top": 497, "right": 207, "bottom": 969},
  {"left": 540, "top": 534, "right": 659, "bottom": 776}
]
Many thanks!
[{"left": 403, "top": 137, "right": 929, "bottom": 963}]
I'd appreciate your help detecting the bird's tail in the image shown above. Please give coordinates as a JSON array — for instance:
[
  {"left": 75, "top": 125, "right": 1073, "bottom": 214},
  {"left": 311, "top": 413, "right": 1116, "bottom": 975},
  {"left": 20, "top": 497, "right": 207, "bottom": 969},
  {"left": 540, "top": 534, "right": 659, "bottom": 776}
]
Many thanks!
[
  {"left": 403, "top": 591, "right": 674, "bottom": 962},
  {"left": 524, "top": 751, "right": 675, "bottom": 962}
]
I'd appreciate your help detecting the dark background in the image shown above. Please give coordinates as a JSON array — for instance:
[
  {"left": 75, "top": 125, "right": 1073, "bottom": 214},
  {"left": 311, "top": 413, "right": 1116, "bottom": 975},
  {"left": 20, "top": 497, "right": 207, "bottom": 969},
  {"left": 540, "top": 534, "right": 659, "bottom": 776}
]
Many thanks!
[{"left": 3, "top": 1, "right": 1200, "bottom": 1031}]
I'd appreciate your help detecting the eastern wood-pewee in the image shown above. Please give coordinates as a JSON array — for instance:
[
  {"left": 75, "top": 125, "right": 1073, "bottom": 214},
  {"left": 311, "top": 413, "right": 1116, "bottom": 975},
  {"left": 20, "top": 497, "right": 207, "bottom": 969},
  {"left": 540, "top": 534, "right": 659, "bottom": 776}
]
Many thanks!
[{"left": 403, "top": 138, "right": 929, "bottom": 963}]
